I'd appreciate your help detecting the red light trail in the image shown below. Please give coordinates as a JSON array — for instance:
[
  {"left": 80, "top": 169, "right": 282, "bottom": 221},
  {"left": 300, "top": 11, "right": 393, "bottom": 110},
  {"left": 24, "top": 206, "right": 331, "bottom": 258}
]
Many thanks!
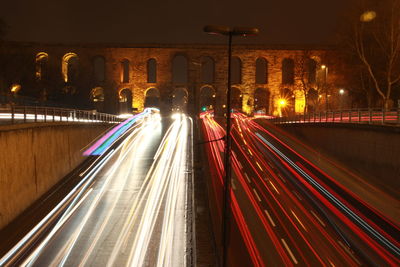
[{"left": 200, "top": 111, "right": 400, "bottom": 266}]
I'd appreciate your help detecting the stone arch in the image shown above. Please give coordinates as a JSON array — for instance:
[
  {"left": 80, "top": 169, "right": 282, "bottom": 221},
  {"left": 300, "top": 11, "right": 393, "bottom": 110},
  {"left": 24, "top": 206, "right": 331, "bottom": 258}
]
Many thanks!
[
  {"left": 35, "top": 52, "right": 48, "bottom": 81},
  {"left": 201, "top": 56, "right": 214, "bottom": 84},
  {"left": 90, "top": 87, "right": 105, "bottom": 111},
  {"left": 231, "top": 57, "right": 242, "bottom": 84},
  {"left": 282, "top": 58, "right": 294, "bottom": 85},
  {"left": 121, "top": 59, "right": 130, "bottom": 83},
  {"left": 255, "top": 57, "right": 268, "bottom": 84},
  {"left": 62, "top": 52, "right": 79, "bottom": 83},
  {"left": 144, "top": 87, "right": 161, "bottom": 108},
  {"left": 147, "top": 58, "right": 157, "bottom": 83},
  {"left": 119, "top": 88, "right": 133, "bottom": 113},
  {"left": 93, "top": 56, "right": 105, "bottom": 83},
  {"left": 90, "top": 87, "right": 105, "bottom": 102},
  {"left": 199, "top": 86, "right": 216, "bottom": 111},
  {"left": 231, "top": 87, "right": 243, "bottom": 111},
  {"left": 254, "top": 87, "right": 271, "bottom": 113},
  {"left": 172, "top": 87, "right": 188, "bottom": 112},
  {"left": 172, "top": 54, "right": 188, "bottom": 84}
]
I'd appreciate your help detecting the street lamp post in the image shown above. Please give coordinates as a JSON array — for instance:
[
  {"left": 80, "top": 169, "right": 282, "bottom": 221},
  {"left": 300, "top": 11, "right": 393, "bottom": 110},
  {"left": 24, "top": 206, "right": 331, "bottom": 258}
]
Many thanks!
[
  {"left": 204, "top": 25, "right": 258, "bottom": 267},
  {"left": 191, "top": 61, "right": 202, "bottom": 114},
  {"left": 339, "top": 88, "right": 345, "bottom": 110}
]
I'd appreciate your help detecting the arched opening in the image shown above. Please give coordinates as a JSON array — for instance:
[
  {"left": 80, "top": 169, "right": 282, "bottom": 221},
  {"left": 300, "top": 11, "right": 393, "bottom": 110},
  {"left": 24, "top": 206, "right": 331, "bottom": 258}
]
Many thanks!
[
  {"left": 119, "top": 88, "right": 133, "bottom": 114},
  {"left": 282, "top": 58, "right": 294, "bottom": 85},
  {"left": 307, "top": 59, "right": 317, "bottom": 84},
  {"left": 254, "top": 88, "right": 270, "bottom": 114},
  {"left": 90, "top": 87, "right": 105, "bottom": 111},
  {"left": 93, "top": 56, "right": 105, "bottom": 83},
  {"left": 199, "top": 86, "right": 216, "bottom": 112},
  {"left": 172, "top": 87, "right": 188, "bottom": 112},
  {"left": 231, "top": 87, "right": 243, "bottom": 111},
  {"left": 255, "top": 57, "right": 268, "bottom": 84},
  {"left": 35, "top": 52, "right": 48, "bottom": 81},
  {"left": 231, "top": 57, "right": 242, "bottom": 84},
  {"left": 147, "top": 58, "right": 157, "bottom": 83},
  {"left": 121, "top": 59, "right": 130, "bottom": 83},
  {"left": 62, "top": 52, "right": 79, "bottom": 83},
  {"left": 172, "top": 55, "right": 188, "bottom": 84},
  {"left": 145, "top": 88, "right": 161, "bottom": 108},
  {"left": 201, "top": 57, "right": 214, "bottom": 84}
]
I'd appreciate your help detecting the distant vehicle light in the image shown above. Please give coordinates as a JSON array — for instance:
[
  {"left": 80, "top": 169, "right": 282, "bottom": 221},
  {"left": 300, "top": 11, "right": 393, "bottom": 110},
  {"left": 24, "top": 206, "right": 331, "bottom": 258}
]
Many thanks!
[
  {"left": 171, "top": 113, "right": 181, "bottom": 120},
  {"left": 118, "top": 113, "right": 133, "bottom": 119}
]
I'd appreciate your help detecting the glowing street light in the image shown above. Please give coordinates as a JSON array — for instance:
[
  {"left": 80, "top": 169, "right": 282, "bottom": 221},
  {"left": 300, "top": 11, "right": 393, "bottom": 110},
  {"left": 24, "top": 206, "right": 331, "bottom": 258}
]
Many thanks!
[
  {"left": 277, "top": 98, "right": 287, "bottom": 117},
  {"left": 279, "top": 99, "right": 287, "bottom": 107},
  {"left": 204, "top": 24, "right": 258, "bottom": 267},
  {"left": 339, "top": 89, "right": 345, "bottom": 110}
]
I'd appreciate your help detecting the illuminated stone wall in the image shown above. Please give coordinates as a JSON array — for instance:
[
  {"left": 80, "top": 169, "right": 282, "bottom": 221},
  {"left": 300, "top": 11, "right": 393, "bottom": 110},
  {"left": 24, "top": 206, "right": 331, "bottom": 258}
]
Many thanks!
[
  {"left": 0, "top": 123, "right": 109, "bottom": 229},
  {"left": 1, "top": 43, "right": 352, "bottom": 116}
]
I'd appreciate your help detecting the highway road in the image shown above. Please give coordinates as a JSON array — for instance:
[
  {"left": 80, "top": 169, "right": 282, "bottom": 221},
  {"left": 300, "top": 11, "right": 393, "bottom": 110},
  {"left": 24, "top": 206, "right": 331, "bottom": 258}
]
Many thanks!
[
  {"left": 1, "top": 110, "right": 194, "bottom": 267},
  {"left": 201, "top": 111, "right": 400, "bottom": 266}
]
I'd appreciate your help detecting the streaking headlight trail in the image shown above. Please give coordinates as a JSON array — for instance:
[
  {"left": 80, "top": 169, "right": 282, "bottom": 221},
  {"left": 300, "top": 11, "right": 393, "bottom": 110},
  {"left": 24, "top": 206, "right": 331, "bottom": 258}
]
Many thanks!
[{"left": 84, "top": 108, "right": 160, "bottom": 156}]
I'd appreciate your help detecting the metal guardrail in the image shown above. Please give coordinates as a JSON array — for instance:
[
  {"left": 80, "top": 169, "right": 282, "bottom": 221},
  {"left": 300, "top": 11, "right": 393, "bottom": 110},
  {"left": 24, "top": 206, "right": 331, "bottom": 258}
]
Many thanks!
[
  {"left": 0, "top": 105, "right": 120, "bottom": 125},
  {"left": 271, "top": 108, "right": 400, "bottom": 126}
]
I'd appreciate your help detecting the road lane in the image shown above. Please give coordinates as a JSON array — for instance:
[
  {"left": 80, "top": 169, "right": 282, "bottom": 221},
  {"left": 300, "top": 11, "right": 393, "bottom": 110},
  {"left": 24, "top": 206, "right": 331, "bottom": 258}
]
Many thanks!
[
  {"left": 1, "top": 110, "right": 193, "bottom": 267},
  {"left": 200, "top": 111, "right": 400, "bottom": 266}
]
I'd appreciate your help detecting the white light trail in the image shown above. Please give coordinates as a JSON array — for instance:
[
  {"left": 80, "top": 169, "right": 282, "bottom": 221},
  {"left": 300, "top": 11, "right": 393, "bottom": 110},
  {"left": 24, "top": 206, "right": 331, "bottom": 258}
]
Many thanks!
[
  {"left": 123, "top": 114, "right": 189, "bottom": 267},
  {"left": 2, "top": 111, "right": 190, "bottom": 266}
]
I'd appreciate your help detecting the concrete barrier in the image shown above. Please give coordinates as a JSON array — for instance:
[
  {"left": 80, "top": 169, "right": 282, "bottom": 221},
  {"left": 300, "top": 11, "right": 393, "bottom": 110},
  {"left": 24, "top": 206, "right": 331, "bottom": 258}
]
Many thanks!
[
  {"left": 278, "top": 123, "right": 400, "bottom": 198},
  {"left": 0, "top": 123, "right": 111, "bottom": 229}
]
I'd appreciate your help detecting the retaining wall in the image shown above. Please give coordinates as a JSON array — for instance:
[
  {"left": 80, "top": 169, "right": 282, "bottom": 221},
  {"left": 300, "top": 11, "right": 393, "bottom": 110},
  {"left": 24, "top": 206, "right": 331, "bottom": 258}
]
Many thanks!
[
  {"left": 0, "top": 123, "right": 110, "bottom": 229},
  {"left": 278, "top": 123, "right": 400, "bottom": 197}
]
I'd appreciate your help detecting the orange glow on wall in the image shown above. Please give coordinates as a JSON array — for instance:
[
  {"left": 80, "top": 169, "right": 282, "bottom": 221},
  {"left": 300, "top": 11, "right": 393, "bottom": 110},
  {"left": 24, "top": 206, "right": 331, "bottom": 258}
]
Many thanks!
[
  {"left": 10, "top": 84, "right": 21, "bottom": 93},
  {"left": 35, "top": 52, "right": 48, "bottom": 80},
  {"left": 62, "top": 52, "right": 78, "bottom": 82},
  {"left": 360, "top": 11, "right": 376, "bottom": 22}
]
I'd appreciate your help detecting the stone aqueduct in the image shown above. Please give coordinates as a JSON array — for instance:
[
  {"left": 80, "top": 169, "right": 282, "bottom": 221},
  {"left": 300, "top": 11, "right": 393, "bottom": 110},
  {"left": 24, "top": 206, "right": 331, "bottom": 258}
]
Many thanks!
[{"left": 5, "top": 43, "right": 351, "bottom": 116}]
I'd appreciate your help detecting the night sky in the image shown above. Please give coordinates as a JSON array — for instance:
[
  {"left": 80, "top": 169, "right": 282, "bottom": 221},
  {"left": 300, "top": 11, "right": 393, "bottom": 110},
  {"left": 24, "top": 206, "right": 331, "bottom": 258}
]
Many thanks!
[{"left": 0, "top": 0, "right": 349, "bottom": 45}]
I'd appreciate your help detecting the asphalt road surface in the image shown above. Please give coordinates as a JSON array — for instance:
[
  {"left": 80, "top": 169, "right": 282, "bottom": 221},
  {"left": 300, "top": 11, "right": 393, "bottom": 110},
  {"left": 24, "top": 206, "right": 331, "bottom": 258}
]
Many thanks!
[
  {"left": 1, "top": 110, "right": 193, "bottom": 267},
  {"left": 201, "top": 111, "right": 400, "bottom": 266}
]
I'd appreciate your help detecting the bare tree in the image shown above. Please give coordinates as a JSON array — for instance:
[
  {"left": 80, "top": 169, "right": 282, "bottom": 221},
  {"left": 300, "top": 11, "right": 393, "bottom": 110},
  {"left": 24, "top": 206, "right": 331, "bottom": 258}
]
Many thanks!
[
  {"left": 345, "top": 0, "right": 400, "bottom": 109},
  {"left": 296, "top": 50, "right": 318, "bottom": 114}
]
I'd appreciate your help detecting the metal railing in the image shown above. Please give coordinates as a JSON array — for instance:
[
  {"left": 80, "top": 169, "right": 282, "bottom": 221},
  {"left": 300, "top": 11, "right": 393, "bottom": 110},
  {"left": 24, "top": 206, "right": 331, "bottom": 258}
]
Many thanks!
[
  {"left": 271, "top": 108, "right": 400, "bottom": 126},
  {"left": 0, "top": 105, "right": 120, "bottom": 125}
]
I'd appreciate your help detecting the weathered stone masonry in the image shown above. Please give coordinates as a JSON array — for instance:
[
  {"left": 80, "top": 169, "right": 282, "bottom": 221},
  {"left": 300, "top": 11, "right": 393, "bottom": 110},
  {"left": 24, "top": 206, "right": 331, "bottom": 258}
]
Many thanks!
[{"left": 1, "top": 43, "right": 352, "bottom": 116}]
